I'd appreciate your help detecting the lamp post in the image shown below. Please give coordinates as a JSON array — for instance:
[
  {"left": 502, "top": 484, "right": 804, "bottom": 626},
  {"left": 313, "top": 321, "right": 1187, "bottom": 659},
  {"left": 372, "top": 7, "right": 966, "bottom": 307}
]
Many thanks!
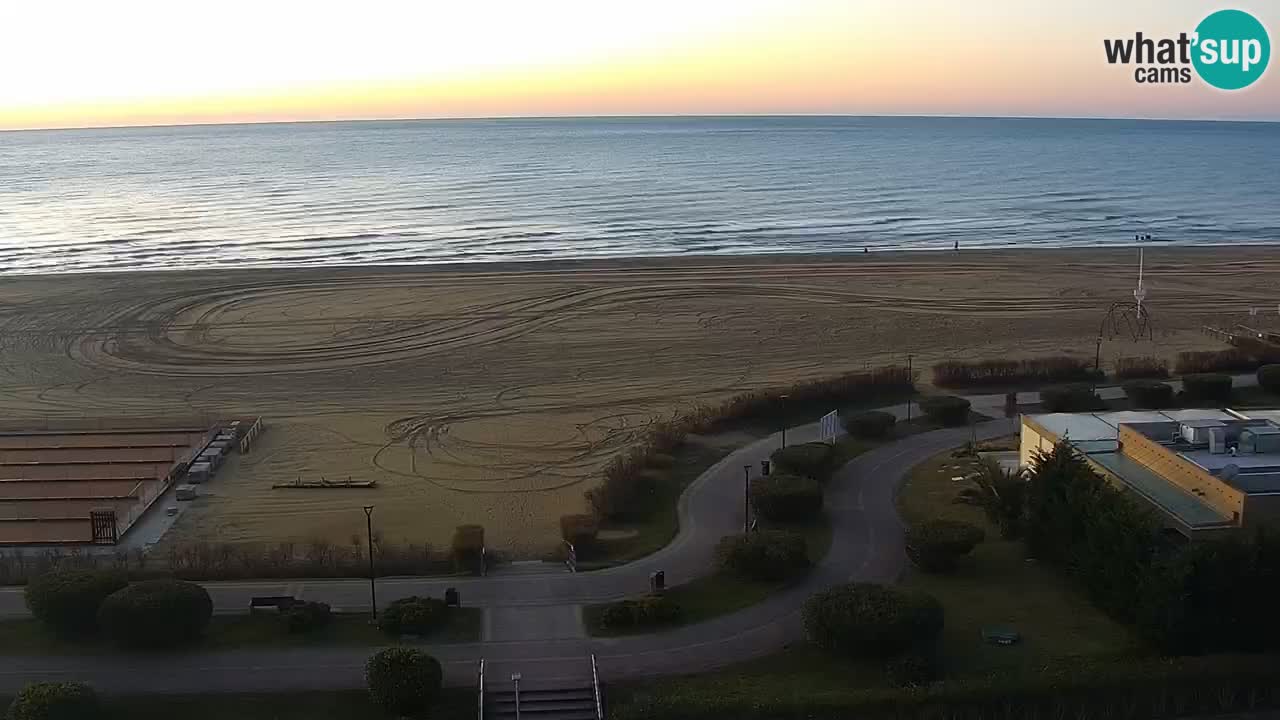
[
  {"left": 363, "top": 505, "right": 377, "bottom": 622},
  {"left": 906, "top": 354, "right": 914, "bottom": 423},
  {"left": 1094, "top": 335, "right": 1104, "bottom": 391},
  {"left": 780, "top": 394, "right": 790, "bottom": 449},
  {"left": 743, "top": 465, "right": 752, "bottom": 533}
]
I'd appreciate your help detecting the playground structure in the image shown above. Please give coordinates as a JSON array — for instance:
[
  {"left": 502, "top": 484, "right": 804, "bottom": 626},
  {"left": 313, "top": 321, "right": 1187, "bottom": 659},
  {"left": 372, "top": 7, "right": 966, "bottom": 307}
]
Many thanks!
[{"left": 0, "top": 416, "right": 263, "bottom": 545}]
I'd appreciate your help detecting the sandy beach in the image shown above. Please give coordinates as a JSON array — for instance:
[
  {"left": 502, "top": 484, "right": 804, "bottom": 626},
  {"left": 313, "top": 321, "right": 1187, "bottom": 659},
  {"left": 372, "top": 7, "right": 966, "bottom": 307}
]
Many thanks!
[{"left": 1, "top": 247, "right": 1276, "bottom": 555}]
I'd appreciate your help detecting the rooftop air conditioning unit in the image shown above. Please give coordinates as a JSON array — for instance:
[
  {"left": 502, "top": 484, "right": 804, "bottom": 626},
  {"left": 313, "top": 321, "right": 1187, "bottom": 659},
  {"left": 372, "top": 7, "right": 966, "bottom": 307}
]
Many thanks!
[{"left": 1210, "top": 428, "right": 1226, "bottom": 454}]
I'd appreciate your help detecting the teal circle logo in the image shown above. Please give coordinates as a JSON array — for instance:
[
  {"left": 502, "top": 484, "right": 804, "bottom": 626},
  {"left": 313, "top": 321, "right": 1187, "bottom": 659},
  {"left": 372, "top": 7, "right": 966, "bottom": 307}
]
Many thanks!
[{"left": 1192, "top": 9, "right": 1270, "bottom": 90}]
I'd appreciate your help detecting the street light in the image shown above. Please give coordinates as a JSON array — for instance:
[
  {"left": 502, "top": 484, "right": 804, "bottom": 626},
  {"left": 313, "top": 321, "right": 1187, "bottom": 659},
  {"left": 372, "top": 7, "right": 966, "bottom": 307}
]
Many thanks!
[
  {"left": 906, "top": 354, "right": 914, "bottom": 423},
  {"left": 743, "top": 465, "right": 752, "bottom": 533},
  {"left": 363, "top": 505, "right": 377, "bottom": 622},
  {"left": 780, "top": 394, "right": 790, "bottom": 449}
]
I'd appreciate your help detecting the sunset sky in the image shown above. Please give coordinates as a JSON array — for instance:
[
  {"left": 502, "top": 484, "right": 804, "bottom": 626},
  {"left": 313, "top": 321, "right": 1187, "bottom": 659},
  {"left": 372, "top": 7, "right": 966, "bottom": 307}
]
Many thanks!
[{"left": 2, "top": 0, "right": 1275, "bottom": 131}]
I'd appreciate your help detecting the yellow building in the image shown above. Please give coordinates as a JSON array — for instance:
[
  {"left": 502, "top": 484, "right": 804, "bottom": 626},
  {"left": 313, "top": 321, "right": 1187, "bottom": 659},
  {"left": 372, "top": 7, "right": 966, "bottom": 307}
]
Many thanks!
[{"left": 1020, "top": 409, "right": 1280, "bottom": 538}]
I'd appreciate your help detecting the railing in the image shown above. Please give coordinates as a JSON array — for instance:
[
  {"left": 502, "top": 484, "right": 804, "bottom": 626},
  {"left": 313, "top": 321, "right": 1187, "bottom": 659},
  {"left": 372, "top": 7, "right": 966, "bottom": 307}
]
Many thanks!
[
  {"left": 476, "top": 658, "right": 485, "bottom": 720},
  {"left": 591, "top": 653, "right": 603, "bottom": 720},
  {"left": 564, "top": 540, "right": 577, "bottom": 572},
  {"left": 480, "top": 546, "right": 487, "bottom": 577}
]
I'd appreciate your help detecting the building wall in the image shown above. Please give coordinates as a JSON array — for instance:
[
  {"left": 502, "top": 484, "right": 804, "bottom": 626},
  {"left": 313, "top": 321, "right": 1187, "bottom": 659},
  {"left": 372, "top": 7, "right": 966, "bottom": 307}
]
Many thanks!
[
  {"left": 1117, "top": 425, "right": 1245, "bottom": 522},
  {"left": 1019, "top": 416, "right": 1055, "bottom": 467},
  {"left": 1243, "top": 494, "right": 1280, "bottom": 527}
]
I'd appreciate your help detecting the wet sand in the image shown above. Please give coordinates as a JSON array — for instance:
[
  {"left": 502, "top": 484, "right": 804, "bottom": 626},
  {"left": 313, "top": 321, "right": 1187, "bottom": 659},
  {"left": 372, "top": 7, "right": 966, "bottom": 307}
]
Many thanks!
[{"left": 1, "top": 248, "right": 1276, "bottom": 555}]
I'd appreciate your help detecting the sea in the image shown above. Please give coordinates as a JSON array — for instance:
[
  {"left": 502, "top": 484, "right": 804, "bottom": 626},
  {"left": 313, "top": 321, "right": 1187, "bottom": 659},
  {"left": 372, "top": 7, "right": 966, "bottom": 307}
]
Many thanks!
[{"left": 1, "top": 116, "right": 1277, "bottom": 275}]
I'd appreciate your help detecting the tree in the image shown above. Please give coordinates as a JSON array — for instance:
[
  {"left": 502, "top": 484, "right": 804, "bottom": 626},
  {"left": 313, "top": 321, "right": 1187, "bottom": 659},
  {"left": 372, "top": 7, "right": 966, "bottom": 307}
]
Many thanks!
[
  {"left": 955, "top": 457, "right": 1027, "bottom": 539},
  {"left": 366, "top": 647, "right": 443, "bottom": 716}
]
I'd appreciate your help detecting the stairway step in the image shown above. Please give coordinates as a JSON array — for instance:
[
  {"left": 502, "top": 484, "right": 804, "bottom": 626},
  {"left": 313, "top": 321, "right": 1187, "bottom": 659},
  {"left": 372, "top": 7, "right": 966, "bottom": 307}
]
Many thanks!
[
  {"left": 486, "top": 699, "right": 597, "bottom": 712},
  {"left": 488, "top": 687, "right": 594, "bottom": 700},
  {"left": 488, "top": 692, "right": 595, "bottom": 706},
  {"left": 487, "top": 710, "right": 597, "bottom": 720}
]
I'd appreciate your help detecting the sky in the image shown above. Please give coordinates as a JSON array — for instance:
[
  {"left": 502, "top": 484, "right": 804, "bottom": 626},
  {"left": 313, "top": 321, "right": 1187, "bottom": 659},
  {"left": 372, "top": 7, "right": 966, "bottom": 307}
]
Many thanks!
[{"left": 1, "top": 0, "right": 1276, "bottom": 130}]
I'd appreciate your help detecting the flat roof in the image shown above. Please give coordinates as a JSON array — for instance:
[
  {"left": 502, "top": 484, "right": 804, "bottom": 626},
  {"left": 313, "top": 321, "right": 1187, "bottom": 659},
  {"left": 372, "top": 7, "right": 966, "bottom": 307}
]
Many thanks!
[
  {"left": 1226, "top": 472, "right": 1280, "bottom": 494},
  {"left": 1086, "top": 450, "right": 1234, "bottom": 529}
]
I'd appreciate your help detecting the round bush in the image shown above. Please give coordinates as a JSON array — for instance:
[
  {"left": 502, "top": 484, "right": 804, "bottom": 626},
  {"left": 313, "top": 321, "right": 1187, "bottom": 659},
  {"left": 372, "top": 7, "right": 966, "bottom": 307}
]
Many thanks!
[
  {"left": 1123, "top": 380, "right": 1174, "bottom": 409},
  {"left": 379, "top": 596, "right": 447, "bottom": 636},
  {"left": 6, "top": 682, "right": 100, "bottom": 720},
  {"left": 1039, "top": 383, "right": 1105, "bottom": 413},
  {"left": 770, "top": 443, "right": 834, "bottom": 480},
  {"left": 919, "top": 396, "right": 970, "bottom": 427},
  {"left": 1258, "top": 364, "right": 1280, "bottom": 393},
  {"left": 97, "top": 579, "right": 212, "bottom": 649},
  {"left": 802, "top": 583, "right": 944, "bottom": 659},
  {"left": 365, "top": 647, "right": 443, "bottom": 717},
  {"left": 749, "top": 474, "right": 823, "bottom": 523},
  {"left": 23, "top": 568, "right": 127, "bottom": 637},
  {"left": 1181, "top": 373, "right": 1233, "bottom": 404},
  {"left": 284, "top": 601, "right": 332, "bottom": 634},
  {"left": 842, "top": 410, "right": 896, "bottom": 439},
  {"left": 598, "top": 594, "right": 682, "bottom": 630},
  {"left": 716, "top": 530, "right": 810, "bottom": 582},
  {"left": 904, "top": 520, "right": 985, "bottom": 573}
]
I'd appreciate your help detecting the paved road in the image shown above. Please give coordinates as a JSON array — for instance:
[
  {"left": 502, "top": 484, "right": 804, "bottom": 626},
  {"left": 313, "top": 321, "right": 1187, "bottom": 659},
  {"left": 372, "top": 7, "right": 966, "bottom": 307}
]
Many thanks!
[{"left": 0, "top": 414, "right": 1016, "bottom": 693}]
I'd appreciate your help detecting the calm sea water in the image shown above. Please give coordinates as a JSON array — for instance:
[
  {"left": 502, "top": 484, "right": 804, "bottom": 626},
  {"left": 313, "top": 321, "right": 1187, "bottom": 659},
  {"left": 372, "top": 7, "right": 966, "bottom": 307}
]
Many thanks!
[{"left": 1, "top": 116, "right": 1277, "bottom": 274}]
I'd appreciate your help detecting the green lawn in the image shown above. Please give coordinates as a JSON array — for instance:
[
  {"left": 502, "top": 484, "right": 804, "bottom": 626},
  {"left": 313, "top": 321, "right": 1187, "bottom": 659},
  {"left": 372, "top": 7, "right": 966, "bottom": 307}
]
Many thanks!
[
  {"left": 0, "top": 690, "right": 476, "bottom": 720},
  {"left": 0, "top": 607, "right": 481, "bottom": 656},
  {"left": 584, "top": 515, "right": 832, "bottom": 638}
]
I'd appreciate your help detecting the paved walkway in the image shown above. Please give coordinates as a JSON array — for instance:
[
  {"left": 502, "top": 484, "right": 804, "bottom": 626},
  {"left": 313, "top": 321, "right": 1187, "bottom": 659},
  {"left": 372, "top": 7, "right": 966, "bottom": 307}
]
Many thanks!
[{"left": 0, "top": 372, "right": 1260, "bottom": 694}]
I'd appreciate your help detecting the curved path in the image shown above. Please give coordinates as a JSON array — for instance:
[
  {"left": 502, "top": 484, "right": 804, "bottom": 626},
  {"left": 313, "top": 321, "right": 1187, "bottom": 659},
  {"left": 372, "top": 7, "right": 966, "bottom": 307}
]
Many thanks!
[{"left": 0, "top": 412, "right": 1017, "bottom": 694}]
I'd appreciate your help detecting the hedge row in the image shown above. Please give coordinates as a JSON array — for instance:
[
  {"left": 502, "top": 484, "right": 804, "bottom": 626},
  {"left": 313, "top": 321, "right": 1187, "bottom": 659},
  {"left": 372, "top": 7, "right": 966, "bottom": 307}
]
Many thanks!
[
  {"left": 1113, "top": 355, "right": 1170, "bottom": 380},
  {"left": 1258, "top": 364, "right": 1280, "bottom": 393},
  {"left": 597, "top": 594, "right": 682, "bottom": 630},
  {"left": 23, "top": 568, "right": 126, "bottom": 637},
  {"left": 841, "top": 410, "right": 896, "bottom": 439},
  {"left": 770, "top": 443, "right": 836, "bottom": 481},
  {"left": 1123, "top": 380, "right": 1174, "bottom": 409},
  {"left": 586, "top": 365, "right": 914, "bottom": 521},
  {"left": 1039, "top": 383, "right": 1105, "bottom": 413},
  {"left": 716, "top": 530, "right": 810, "bottom": 582},
  {"left": 1180, "top": 373, "right": 1233, "bottom": 404},
  {"left": 750, "top": 474, "right": 823, "bottom": 523},
  {"left": 1174, "top": 340, "right": 1280, "bottom": 375},
  {"left": 918, "top": 396, "right": 970, "bottom": 427},
  {"left": 932, "top": 356, "right": 1097, "bottom": 388}
]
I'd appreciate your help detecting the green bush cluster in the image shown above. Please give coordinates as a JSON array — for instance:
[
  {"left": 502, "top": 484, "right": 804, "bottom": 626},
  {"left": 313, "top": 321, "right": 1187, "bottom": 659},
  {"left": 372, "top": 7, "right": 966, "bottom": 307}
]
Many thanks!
[
  {"left": 97, "top": 579, "right": 212, "bottom": 649},
  {"left": 932, "top": 355, "right": 1097, "bottom": 388},
  {"left": 1113, "top": 355, "right": 1170, "bottom": 380},
  {"left": 749, "top": 474, "right": 823, "bottom": 523},
  {"left": 598, "top": 594, "right": 682, "bottom": 630},
  {"left": 283, "top": 601, "right": 331, "bottom": 634},
  {"left": 23, "top": 568, "right": 127, "bottom": 637},
  {"left": 451, "top": 525, "right": 485, "bottom": 574},
  {"left": 715, "top": 530, "right": 810, "bottom": 582},
  {"left": 802, "top": 583, "right": 943, "bottom": 659},
  {"left": 904, "top": 520, "right": 984, "bottom": 573},
  {"left": 1258, "top": 364, "right": 1280, "bottom": 393},
  {"left": 841, "top": 410, "right": 896, "bottom": 439},
  {"left": 770, "top": 442, "right": 835, "bottom": 481},
  {"left": 378, "top": 596, "right": 447, "bottom": 637},
  {"left": 1180, "top": 373, "right": 1233, "bottom": 404},
  {"left": 918, "top": 396, "right": 970, "bottom": 427},
  {"left": 365, "top": 647, "right": 442, "bottom": 717},
  {"left": 1122, "top": 379, "right": 1174, "bottom": 408},
  {"left": 6, "top": 682, "right": 100, "bottom": 720},
  {"left": 1039, "top": 383, "right": 1106, "bottom": 413}
]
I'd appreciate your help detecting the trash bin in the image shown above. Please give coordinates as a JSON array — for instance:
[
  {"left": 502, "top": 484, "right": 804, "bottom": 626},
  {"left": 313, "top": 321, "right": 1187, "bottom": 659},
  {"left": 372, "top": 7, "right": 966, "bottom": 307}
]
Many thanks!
[
  {"left": 760, "top": 459, "right": 771, "bottom": 476},
  {"left": 445, "top": 587, "right": 460, "bottom": 607},
  {"left": 654, "top": 570, "right": 665, "bottom": 592}
]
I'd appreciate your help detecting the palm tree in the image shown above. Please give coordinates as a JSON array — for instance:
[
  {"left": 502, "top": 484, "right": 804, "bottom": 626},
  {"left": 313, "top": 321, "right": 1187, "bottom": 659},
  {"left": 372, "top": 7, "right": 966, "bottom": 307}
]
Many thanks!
[{"left": 955, "top": 457, "right": 1027, "bottom": 540}]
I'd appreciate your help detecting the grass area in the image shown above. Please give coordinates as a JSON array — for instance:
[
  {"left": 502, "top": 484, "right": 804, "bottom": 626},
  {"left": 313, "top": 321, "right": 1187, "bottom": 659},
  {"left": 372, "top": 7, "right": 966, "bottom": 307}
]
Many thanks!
[
  {"left": 0, "top": 689, "right": 476, "bottom": 720},
  {"left": 585, "top": 514, "right": 833, "bottom": 638},
  {"left": 0, "top": 607, "right": 481, "bottom": 656}
]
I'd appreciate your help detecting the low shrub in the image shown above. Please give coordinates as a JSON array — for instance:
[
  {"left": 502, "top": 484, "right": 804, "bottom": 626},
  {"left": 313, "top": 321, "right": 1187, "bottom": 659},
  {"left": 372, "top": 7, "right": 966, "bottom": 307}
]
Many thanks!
[
  {"left": 932, "top": 355, "right": 1096, "bottom": 388},
  {"left": 451, "top": 525, "right": 485, "bottom": 575},
  {"left": 6, "top": 682, "right": 100, "bottom": 720},
  {"left": 802, "top": 583, "right": 943, "bottom": 659},
  {"left": 23, "top": 568, "right": 127, "bottom": 637},
  {"left": 886, "top": 652, "right": 941, "bottom": 687},
  {"left": 1181, "top": 373, "right": 1233, "bottom": 404},
  {"left": 97, "top": 579, "right": 212, "bottom": 649},
  {"left": 283, "top": 601, "right": 331, "bottom": 634},
  {"left": 1039, "top": 383, "right": 1106, "bottom": 413},
  {"left": 904, "top": 520, "right": 985, "bottom": 573},
  {"left": 1259, "top": 364, "right": 1280, "bottom": 393},
  {"left": 598, "top": 594, "right": 682, "bottom": 630},
  {"left": 770, "top": 443, "right": 834, "bottom": 481},
  {"left": 1114, "top": 355, "right": 1169, "bottom": 380},
  {"left": 1123, "top": 379, "right": 1175, "bottom": 409},
  {"left": 378, "top": 596, "right": 447, "bottom": 637},
  {"left": 749, "top": 474, "right": 823, "bottom": 523},
  {"left": 1175, "top": 348, "right": 1258, "bottom": 375},
  {"left": 559, "top": 514, "right": 599, "bottom": 552},
  {"left": 918, "top": 396, "right": 970, "bottom": 427},
  {"left": 842, "top": 410, "right": 896, "bottom": 439},
  {"left": 716, "top": 530, "right": 810, "bottom": 582},
  {"left": 365, "top": 647, "right": 443, "bottom": 717}
]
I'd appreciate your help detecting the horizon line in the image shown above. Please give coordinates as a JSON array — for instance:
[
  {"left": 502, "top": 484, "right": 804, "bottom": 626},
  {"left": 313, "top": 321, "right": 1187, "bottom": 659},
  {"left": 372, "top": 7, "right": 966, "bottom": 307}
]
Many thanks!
[{"left": 4, "top": 111, "right": 1279, "bottom": 134}]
